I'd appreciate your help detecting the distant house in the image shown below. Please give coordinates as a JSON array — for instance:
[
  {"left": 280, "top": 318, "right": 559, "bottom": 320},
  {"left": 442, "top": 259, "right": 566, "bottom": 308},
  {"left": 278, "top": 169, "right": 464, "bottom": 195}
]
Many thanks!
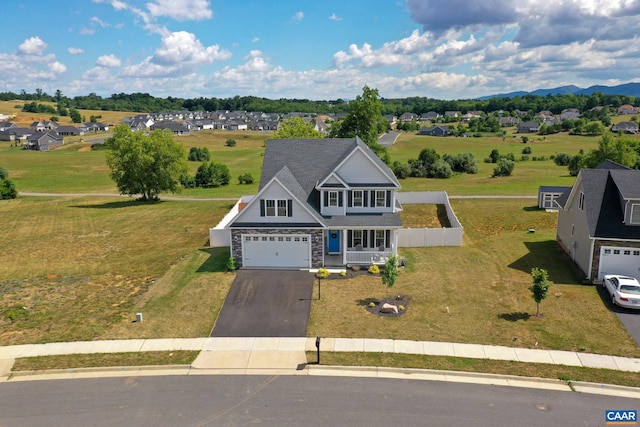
[
  {"left": 0, "top": 127, "right": 33, "bottom": 142},
  {"left": 611, "top": 121, "right": 639, "bottom": 134},
  {"left": 444, "top": 111, "right": 461, "bottom": 118},
  {"left": 517, "top": 121, "right": 540, "bottom": 133},
  {"left": 25, "top": 131, "right": 64, "bottom": 151},
  {"left": 499, "top": 117, "right": 519, "bottom": 127},
  {"left": 556, "top": 160, "right": 640, "bottom": 281},
  {"left": 560, "top": 108, "right": 581, "bottom": 120},
  {"left": 55, "top": 125, "right": 83, "bottom": 137},
  {"left": 538, "top": 186, "right": 571, "bottom": 210},
  {"left": 152, "top": 121, "right": 190, "bottom": 136},
  {"left": 383, "top": 115, "right": 397, "bottom": 126},
  {"left": 0, "top": 121, "right": 18, "bottom": 132},
  {"left": 617, "top": 104, "right": 638, "bottom": 115},
  {"left": 399, "top": 112, "right": 419, "bottom": 122},
  {"left": 421, "top": 111, "right": 439, "bottom": 121},
  {"left": 226, "top": 120, "right": 248, "bottom": 131},
  {"left": 30, "top": 120, "right": 58, "bottom": 132},
  {"left": 81, "top": 122, "right": 109, "bottom": 132},
  {"left": 418, "top": 126, "right": 450, "bottom": 136}
]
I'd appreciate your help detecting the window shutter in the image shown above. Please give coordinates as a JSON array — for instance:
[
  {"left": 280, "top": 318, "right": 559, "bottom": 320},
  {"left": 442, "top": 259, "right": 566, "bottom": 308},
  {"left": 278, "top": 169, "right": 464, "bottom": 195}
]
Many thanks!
[
  {"left": 370, "top": 191, "right": 375, "bottom": 207},
  {"left": 323, "top": 192, "right": 328, "bottom": 207},
  {"left": 338, "top": 192, "right": 343, "bottom": 207},
  {"left": 364, "top": 191, "right": 368, "bottom": 207},
  {"left": 348, "top": 230, "right": 352, "bottom": 246},
  {"left": 386, "top": 191, "right": 391, "bottom": 207},
  {"left": 348, "top": 191, "right": 352, "bottom": 207},
  {"left": 370, "top": 230, "right": 375, "bottom": 246},
  {"left": 385, "top": 230, "right": 390, "bottom": 248},
  {"left": 260, "top": 199, "right": 265, "bottom": 216},
  {"left": 363, "top": 230, "right": 368, "bottom": 247},
  {"left": 287, "top": 199, "right": 293, "bottom": 217}
]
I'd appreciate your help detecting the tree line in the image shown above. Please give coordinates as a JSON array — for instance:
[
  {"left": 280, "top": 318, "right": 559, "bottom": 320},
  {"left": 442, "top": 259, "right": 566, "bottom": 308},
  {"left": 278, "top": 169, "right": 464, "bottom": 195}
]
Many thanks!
[{"left": 3, "top": 89, "right": 638, "bottom": 116}]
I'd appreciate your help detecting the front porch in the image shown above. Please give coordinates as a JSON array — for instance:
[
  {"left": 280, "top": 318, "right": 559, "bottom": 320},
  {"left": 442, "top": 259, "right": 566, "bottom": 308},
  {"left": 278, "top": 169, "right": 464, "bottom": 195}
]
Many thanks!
[{"left": 323, "top": 228, "right": 396, "bottom": 267}]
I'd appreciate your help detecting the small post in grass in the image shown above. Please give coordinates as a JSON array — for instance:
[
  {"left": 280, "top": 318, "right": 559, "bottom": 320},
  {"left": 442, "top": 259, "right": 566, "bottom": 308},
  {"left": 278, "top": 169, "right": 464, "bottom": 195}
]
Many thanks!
[{"left": 315, "top": 268, "right": 330, "bottom": 300}]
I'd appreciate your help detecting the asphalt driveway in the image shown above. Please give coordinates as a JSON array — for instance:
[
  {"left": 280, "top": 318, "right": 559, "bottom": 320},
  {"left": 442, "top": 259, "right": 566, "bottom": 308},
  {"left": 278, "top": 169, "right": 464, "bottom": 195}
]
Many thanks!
[
  {"left": 596, "top": 283, "right": 640, "bottom": 346},
  {"left": 211, "top": 270, "right": 314, "bottom": 337}
]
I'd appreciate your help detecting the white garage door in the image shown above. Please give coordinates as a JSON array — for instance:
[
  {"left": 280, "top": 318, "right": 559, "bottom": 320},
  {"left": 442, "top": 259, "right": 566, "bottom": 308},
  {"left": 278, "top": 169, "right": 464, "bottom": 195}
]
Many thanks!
[
  {"left": 598, "top": 246, "right": 640, "bottom": 280},
  {"left": 242, "top": 234, "right": 311, "bottom": 268}
]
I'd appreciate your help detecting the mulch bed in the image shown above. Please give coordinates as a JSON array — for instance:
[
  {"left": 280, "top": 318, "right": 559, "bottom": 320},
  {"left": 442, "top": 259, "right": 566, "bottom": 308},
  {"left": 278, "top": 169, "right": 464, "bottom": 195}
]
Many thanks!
[{"left": 365, "top": 295, "right": 412, "bottom": 317}]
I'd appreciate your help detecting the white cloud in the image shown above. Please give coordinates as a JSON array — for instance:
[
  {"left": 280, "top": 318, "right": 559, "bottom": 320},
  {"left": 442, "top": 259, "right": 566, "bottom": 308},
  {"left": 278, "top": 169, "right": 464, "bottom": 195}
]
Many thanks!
[
  {"left": 96, "top": 54, "right": 122, "bottom": 67},
  {"left": 48, "top": 61, "right": 67, "bottom": 74},
  {"left": 90, "top": 16, "right": 109, "bottom": 27},
  {"left": 329, "top": 13, "right": 342, "bottom": 21},
  {"left": 68, "top": 47, "right": 85, "bottom": 55},
  {"left": 18, "top": 36, "right": 48, "bottom": 55},
  {"left": 80, "top": 27, "right": 96, "bottom": 35},
  {"left": 292, "top": 11, "right": 304, "bottom": 22},
  {"left": 151, "top": 31, "right": 231, "bottom": 66},
  {"left": 252, "top": 37, "right": 260, "bottom": 43},
  {"left": 146, "top": 0, "right": 213, "bottom": 21}
]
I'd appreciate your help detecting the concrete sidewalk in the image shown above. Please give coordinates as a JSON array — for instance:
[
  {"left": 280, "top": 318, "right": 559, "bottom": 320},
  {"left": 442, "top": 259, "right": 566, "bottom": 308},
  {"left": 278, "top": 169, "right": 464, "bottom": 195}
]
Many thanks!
[{"left": 2, "top": 337, "right": 640, "bottom": 374}]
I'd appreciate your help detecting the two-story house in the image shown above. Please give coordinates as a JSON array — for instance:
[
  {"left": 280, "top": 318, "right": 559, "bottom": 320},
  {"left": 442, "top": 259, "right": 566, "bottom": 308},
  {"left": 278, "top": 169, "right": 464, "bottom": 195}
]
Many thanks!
[
  {"left": 556, "top": 160, "right": 640, "bottom": 281},
  {"left": 226, "top": 137, "right": 402, "bottom": 269}
]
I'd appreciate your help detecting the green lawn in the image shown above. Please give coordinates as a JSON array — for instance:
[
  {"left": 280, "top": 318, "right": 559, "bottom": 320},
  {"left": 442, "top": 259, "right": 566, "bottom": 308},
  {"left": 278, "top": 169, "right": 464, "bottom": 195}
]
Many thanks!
[{"left": 2, "top": 129, "right": 639, "bottom": 361}]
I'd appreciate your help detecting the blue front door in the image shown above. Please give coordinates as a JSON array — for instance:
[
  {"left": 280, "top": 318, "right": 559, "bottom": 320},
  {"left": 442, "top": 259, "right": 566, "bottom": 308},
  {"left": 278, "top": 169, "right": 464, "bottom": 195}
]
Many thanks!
[{"left": 328, "top": 230, "right": 340, "bottom": 253}]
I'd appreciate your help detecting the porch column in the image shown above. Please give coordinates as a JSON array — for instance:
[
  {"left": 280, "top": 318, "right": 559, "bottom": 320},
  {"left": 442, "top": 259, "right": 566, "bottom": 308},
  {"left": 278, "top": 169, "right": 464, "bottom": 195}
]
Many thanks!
[{"left": 342, "top": 229, "right": 347, "bottom": 265}]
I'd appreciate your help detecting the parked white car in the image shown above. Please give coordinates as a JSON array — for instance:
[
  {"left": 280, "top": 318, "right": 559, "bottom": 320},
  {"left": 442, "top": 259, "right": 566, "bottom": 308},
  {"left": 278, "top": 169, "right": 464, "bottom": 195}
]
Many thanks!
[{"left": 602, "top": 275, "right": 640, "bottom": 309}]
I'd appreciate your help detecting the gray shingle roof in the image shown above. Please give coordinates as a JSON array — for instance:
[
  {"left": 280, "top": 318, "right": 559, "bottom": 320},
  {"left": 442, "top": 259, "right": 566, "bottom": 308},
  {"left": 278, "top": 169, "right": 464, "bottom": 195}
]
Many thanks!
[{"left": 259, "top": 137, "right": 401, "bottom": 228}]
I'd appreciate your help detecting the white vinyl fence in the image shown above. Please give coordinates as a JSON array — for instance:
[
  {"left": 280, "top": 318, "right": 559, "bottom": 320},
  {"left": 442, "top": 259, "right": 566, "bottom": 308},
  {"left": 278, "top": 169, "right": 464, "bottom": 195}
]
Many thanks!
[
  {"left": 209, "top": 195, "right": 254, "bottom": 247},
  {"left": 397, "top": 191, "right": 463, "bottom": 247}
]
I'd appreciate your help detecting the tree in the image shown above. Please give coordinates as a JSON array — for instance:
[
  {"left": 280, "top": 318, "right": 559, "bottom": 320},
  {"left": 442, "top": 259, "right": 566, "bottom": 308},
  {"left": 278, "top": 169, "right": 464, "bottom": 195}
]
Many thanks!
[
  {"left": 69, "top": 107, "right": 82, "bottom": 123},
  {"left": 195, "top": 161, "right": 231, "bottom": 187},
  {"left": 531, "top": 267, "right": 551, "bottom": 317},
  {"left": 0, "top": 166, "right": 17, "bottom": 199},
  {"left": 492, "top": 158, "right": 515, "bottom": 177},
  {"left": 225, "top": 138, "right": 236, "bottom": 147},
  {"left": 489, "top": 149, "right": 501, "bottom": 163},
  {"left": 583, "top": 133, "right": 637, "bottom": 168},
  {"left": 273, "top": 117, "right": 324, "bottom": 139},
  {"left": 105, "top": 124, "right": 188, "bottom": 201},
  {"left": 188, "top": 147, "right": 210, "bottom": 161},
  {"left": 381, "top": 256, "right": 399, "bottom": 296},
  {"left": 329, "top": 85, "right": 389, "bottom": 163}
]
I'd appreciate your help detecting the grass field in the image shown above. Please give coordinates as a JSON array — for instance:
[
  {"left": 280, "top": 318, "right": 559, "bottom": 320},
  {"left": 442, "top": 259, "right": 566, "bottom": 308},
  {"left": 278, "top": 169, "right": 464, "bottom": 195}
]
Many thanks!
[{"left": 2, "top": 120, "right": 639, "bottom": 363}]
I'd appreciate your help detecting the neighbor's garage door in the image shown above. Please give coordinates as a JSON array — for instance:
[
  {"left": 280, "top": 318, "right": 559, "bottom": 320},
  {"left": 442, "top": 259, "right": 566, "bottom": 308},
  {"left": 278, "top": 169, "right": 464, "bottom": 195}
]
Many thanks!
[
  {"left": 242, "top": 234, "right": 311, "bottom": 268},
  {"left": 598, "top": 246, "right": 640, "bottom": 280}
]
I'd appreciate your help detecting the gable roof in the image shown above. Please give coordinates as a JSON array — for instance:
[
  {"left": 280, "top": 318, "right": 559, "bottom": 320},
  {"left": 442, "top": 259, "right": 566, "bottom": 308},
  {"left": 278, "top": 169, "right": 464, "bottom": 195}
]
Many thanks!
[{"left": 560, "top": 161, "right": 640, "bottom": 239}]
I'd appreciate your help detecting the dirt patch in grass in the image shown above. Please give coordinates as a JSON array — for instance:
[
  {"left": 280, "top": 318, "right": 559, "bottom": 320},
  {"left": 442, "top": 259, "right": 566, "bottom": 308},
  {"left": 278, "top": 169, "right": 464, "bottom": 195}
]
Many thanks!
[
  {"left": 401, "top": 204, "right": 451, "bottom": 228},
  {"left": 364, "top": 295, "right": 412, "bottom": 317}
]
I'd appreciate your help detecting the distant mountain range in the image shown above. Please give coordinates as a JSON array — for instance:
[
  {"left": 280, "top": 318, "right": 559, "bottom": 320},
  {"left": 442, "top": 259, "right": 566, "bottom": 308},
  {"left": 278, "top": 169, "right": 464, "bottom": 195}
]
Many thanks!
[{"left": 478, "top": 83, "right": 640, "bottom": 99}]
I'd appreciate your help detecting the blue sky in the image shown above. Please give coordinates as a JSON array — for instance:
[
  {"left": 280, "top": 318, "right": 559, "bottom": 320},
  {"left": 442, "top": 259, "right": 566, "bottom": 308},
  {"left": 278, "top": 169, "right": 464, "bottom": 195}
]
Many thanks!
[{"left": 2, "top": 0, "right": 640, "bottom": 100}]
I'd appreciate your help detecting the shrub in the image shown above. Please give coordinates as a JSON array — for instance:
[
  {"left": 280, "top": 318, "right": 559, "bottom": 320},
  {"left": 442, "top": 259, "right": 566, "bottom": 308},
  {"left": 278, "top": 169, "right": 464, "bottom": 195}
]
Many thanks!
[
  {"left": 195, "top": 161, "right": 230, "bottom": 187},
  {"left": 432, "top": 159, "right": 453, "bottom": 178},
  {"left": 339, "top": 271, "right": 347, "bottom": 277},
  {"left": 492, "top": 158, "right": 515, "bottom": 177},
  {"left": 398, "top": 305, "right": 405, "bottom": 311},
  {"left": 0, "top": 178, "right": 17, "bottom": 199},
  {"left": 489, "top": 149, "right": 500, "bottom": 163},
  {"left": 180, "top": 174, "right": 196, "bottom": 188},
  {"left": 225, "top": 139, "right": 236, "bottom": 147},
  {"left": 368, "top": 301, "right": 376, "bottom": 308},
  {"left": 554, "top": 153, "right": 572, "bottom": 166},
  {"left": 368, "top": 265, "right": 380, "bottom": 274},
  {"left": 0, "top": 166, "right": 8, "bottom": 180},
  {"left": 226, "top": 256, "right": 238, "bottom": 271},
  {"left": 237, "top": 173, "right": 254, "bottom": 184},
  {"left": 522, "top": 146, "right": 532, "bottom": 154},
  {"left": 188, "top": 147, "right": 210, "bottom": 162},
  {"left": 316, "top": 268, "right": 330, "bottom": 279},
  {"left": 392, "top": 161, "right": 410, "bottom": 179},
  {"left": 520, "top": 155, "right": 530, "bottom": 161}
]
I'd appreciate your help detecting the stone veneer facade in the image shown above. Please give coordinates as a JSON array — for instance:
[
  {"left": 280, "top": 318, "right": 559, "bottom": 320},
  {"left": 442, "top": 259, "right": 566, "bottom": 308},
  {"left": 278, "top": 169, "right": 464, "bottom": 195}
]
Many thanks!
[
  {"left": 230, "top": 228, "right": 324, "bottom": 268},
  {"left": 591, "top": 239, "right": 640, "bottom": 281}
]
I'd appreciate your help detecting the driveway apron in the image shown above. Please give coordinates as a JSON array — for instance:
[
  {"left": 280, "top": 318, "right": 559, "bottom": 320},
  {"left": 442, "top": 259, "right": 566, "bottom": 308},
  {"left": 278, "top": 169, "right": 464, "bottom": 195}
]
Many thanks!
[{"left": 211, "top": 270, "right": 314, "bottom": 337}]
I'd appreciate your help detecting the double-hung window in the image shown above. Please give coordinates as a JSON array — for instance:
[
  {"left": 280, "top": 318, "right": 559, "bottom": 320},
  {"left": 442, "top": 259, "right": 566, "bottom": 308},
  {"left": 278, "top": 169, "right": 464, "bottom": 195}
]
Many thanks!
[
  {"left": 375, "top": 190, "right": 386, "bottom": 207},
  {"left": 261, "top": 199, "right": 291, "bottom": 217},
  {"left": 328, "top": 191, "right": 339, "bottom": 207},
  {"left": 277, "top": 200, "right": 287, "bottom": 216},
  {"left": 375, "top": 230, "right": 385, "bottom": 248},
  {"left": 352, "top": 230, "right": 363, "bottom": 247},
  {"left": 352, "top": 190, "right": 363, "bottom": 207},
  {"left": 265, "top": 199, "right": 276, "bottom": 216}
]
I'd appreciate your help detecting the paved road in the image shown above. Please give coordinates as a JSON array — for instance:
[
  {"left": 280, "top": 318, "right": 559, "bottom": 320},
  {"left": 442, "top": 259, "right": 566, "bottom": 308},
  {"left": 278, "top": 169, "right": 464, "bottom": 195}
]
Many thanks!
[
  {"left": 0, "top": 375, "right": 635, "bottom": 427},
  {"left": 378, "top": 131, "right": 400, "bottom": 146},
  {"left": 211, "top": 270, "right": 314, "bottom": 337}
]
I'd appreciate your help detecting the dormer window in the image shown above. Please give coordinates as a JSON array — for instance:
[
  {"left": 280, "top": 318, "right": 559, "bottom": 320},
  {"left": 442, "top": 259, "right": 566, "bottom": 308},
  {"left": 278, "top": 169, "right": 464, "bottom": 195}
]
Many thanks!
[
  {"left": 323, "top": 191, "right": 343, "bottom": 207},
  {"left": 329, "top": 191, "right": 339, "bottom": 207},
  {"left": 260, "top": 199, "right": 292, "bottom": 217}
]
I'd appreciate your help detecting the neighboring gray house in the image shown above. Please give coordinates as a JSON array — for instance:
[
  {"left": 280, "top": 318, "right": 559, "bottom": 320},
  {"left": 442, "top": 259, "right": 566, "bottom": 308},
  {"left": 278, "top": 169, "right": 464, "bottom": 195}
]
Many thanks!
[
  {"left": 617, "top": 105, "right": 638, "bottom": 115},
  {"left": 611, "top": 121, "right": 639, "bottom": 134},
  {"left": 518, "top": 121, "right": 540, "bottom": 133},
  {"left": 55, "top": 125, "right": 84, "bottom": 137},
  {"left": 225, "top": 137, "right": 403, "bottom": 269},
  {"left": 418, "top": 126, "right": 450, "bottom": 136},
  {"left": 0, "top": 121, "right": 18, "bottom": 131},
  {"left": 152, "top": 121, "right": 190, "bottom": 136},
  {"left": 421, "top": 111, "right": 439, "bottom": 121},
  {"left": 25, "top": 131, "right": 64, "bottom": 151},
  {"left": 556, "top": 160, "right": 640, "bottom": 281},
  {"left": 499, "top": 117, "right": 519, "bottom": 127},
  {"left": 538, "top": 186, "right": 570, "bottom": 210}
]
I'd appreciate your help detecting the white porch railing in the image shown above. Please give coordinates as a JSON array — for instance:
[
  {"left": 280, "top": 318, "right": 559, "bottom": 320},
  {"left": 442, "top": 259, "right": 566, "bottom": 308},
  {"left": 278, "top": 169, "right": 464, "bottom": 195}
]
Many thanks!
[{"left": 346, "top": 250, "right": 392, "bottom": 265}]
